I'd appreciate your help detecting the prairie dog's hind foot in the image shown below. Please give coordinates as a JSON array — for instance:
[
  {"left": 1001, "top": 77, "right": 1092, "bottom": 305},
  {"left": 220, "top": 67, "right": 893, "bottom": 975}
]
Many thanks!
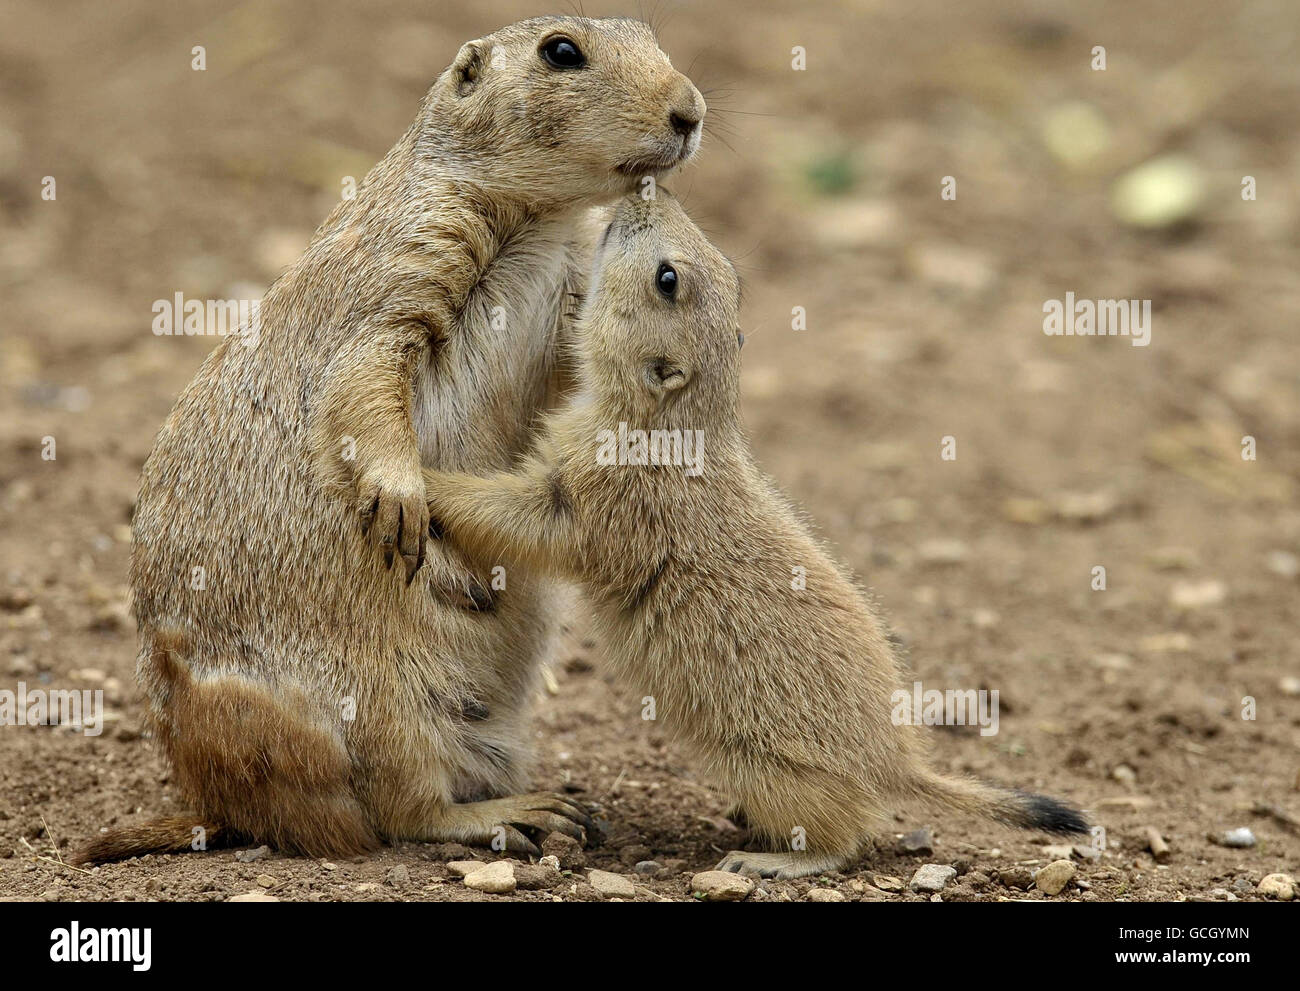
[
  {"left": 406, "top": 792, "right": 597, "bottom": 858},
  {"left": 715, "top": 850, "right": 852, "bottom": 880}
]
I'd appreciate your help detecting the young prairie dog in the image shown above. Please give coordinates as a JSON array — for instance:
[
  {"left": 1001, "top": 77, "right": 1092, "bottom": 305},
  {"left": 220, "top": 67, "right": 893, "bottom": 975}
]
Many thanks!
[
  {"left": 422, "top": 191, "right": 1089, "bottom": 879},
  {"left": 77, "top": 18, "right": 704, "bottom": 864}
]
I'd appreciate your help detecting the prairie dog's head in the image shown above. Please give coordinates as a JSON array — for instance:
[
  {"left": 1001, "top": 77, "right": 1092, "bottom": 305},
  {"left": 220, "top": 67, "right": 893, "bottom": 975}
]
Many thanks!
[
  {"left": 580, "top": 191, "right": 743, "bottom": 424},
  {"left": 422, "top": 17, "right": 705, "bottom": 205}
]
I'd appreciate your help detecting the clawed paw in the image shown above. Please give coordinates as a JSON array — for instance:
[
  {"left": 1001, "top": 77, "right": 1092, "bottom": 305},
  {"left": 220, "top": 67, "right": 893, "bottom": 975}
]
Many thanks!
[
  {"left": 357, "top": 471, "right": 428, "bottom": 583},
  {"left": 492, "top": 793, "right": 598, "bottom": 857}
]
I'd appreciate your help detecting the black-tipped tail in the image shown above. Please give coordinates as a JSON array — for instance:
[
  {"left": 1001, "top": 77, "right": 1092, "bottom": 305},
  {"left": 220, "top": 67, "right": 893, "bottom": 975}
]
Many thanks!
[
  {"left": 913, "top": 772, "right": 1090, "bottom": 835},
  {"left": 1010, "top": 790, "right": 1090, "bottom": 835}
]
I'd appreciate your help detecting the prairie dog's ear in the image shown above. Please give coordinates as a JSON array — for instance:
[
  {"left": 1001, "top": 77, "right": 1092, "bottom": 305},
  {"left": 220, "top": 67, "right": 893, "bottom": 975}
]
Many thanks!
[
  {"left": 644, "top": 357, "right": 690, "bottom": 395},
  {"left": 451, "top": 40, "right": 487, "bottom": 97}
]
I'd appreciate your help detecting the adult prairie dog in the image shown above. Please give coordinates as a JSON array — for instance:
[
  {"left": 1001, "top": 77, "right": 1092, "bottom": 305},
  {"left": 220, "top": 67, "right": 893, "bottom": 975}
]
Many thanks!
[
  {"left": 422, "top": 191, "right": 1089, "bottom": 879},
  {"left": 76, "top": 17, "right": 703, "bottom": 864}
]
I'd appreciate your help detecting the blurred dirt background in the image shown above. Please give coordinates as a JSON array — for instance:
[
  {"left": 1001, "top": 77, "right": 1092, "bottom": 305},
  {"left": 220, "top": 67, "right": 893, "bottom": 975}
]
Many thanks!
[{"left": 1, "top": 0, "right": 1298, "bottom": 902}]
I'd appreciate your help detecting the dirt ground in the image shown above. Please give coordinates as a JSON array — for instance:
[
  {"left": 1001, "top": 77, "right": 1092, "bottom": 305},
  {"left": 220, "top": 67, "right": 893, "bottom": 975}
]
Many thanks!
[{"left": 1, "top": 0, "right": 1298, "bottom": 904}]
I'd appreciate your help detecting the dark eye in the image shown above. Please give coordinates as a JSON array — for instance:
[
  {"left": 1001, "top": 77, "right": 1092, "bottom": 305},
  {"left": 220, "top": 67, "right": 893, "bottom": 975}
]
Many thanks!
[
  {"left": 737, "top": 331, "right": 745, "bottom": 349},
  {"left": 539, "top": 36, "right": 585, "bottom": 69},
  {"left": 655, "top": 263, "right": 678, "bottom": 300}
]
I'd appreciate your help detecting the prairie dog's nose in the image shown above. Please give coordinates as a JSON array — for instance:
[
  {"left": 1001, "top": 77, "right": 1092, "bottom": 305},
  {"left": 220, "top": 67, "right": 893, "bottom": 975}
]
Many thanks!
[
  {"left": 667, "top": 80, "right": 705, "bottom": 137},
  {"left": 670, "top": 111, "right": 698, "bottom": 137}
]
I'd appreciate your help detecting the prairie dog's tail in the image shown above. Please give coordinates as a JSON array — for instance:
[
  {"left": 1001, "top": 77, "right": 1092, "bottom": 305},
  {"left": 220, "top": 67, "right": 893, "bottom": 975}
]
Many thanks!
[
  {"left": 910, "top": 771, "right": 1089, "bottom": 835},
  {"left": 73, "top": 816, "right": 238, "bottom": 865}
]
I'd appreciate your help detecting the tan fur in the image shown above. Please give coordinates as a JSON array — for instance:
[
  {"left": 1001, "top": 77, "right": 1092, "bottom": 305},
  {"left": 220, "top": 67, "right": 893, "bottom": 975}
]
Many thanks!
[
  {"left": 422, "top": 192, "right": 1088, "bottom": 880},
  {"left": 75, "top": 17, "right": 698, "bottom": 865}
]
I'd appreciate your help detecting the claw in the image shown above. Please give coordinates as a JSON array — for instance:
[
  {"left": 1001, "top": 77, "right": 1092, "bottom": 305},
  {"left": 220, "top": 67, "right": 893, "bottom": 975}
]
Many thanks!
[{"left": 360, "top": 496, "right": 379, "bottom": 537}]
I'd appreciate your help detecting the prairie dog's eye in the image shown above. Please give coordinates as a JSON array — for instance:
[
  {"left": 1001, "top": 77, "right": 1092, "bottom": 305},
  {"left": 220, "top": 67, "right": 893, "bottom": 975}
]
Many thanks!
[
  {"left": 539, "top": 36, "right": 586, "bottom": 69},
  {"left": 656, "top": 263, "right": 678, "bottom": 300},
  {"left": 737, "top": 331, "right": 745, "bottom": 349}
]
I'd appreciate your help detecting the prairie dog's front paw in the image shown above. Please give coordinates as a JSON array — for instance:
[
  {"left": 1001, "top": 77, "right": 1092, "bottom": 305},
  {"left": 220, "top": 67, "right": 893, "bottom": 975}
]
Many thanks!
[{"left": 355, "top": 463, "right": 428, "bottom": 582}]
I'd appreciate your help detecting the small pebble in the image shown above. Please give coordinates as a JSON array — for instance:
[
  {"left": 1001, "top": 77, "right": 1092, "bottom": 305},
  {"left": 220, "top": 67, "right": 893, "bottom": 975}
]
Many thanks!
[
  {"left": 541, "top": 832, "right": 586, "bottom": 870},
  {"left": 1054, "top": 490, "right": 1119, "bottom": 523},
  {"left": 807, "top": 888, "right": 846, "bottom": 902},
  {"left": 1265, "top": 550, "right": 1299, "bottom": 578},
  {"left": 445, "top": 860, "right": 484, "bottom": 878},
  {"left": 515, "top": 863, "right": 563, "bottom": 891},
  {"left": 587, "top": 869, "right": 636, "bottom": 899},
  {"left": 1003, "top": 498, "right": 1050, "bottom": 525},
  {"left": 1110, "top": 154, "right": 1206, "bottom": 229},
  {"left": 872, "top": 874, "right": 904, "bottom": 892},
  {"left": 1217, "top": 827, "right": 1256, "bottom": 848},
  {"left": 1257, "top": 874, "right": 1295, "bottom": 901},
  {"left": 463, "top": 860, "right": 516, "bottom": 894},
  {"left": 1169, "top": 580, "right": 1227, "bottom": 609},
  {"left": 998, "top": 867, "right": 1035, "bottom": 891},
  {"left": 898, "top": 825, "right": 934, "bottom": 855},
  {"left": 1034, "top": 860, "right": 1076, "bottom": 896},
  {"left": 690, "top": 870, "right": 754, "bottom": 902},
  {"left": 908, "top": 864, "right": 956, "bottom": 893},
  {"left": 1139, "top": 633, "right": 1193, "bottom": 654}
]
